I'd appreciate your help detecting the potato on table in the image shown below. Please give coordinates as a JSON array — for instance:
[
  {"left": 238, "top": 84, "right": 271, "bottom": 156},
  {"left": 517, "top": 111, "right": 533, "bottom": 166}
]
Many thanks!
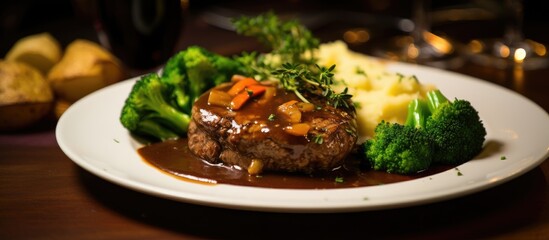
[
  {"left": 0, "top": 61, "right": 54, "bottom": 131},
  {"left": 47, "top": 39, "right": 126, "bottom": 103},
  {"left": 5, "top": 32, "right": 62, "bottom": 76}
]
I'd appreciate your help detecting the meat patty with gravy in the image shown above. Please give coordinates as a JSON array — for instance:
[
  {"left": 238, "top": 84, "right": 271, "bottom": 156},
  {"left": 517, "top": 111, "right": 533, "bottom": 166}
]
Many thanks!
[{"left": 187, "top": 77, "right": 358, "bottom": 175}]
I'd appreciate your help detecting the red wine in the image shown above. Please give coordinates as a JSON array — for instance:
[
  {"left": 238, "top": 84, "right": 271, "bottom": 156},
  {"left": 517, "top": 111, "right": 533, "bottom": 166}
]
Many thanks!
[{"left": 96, "top": 0, "right": 183, "bottom": 69}]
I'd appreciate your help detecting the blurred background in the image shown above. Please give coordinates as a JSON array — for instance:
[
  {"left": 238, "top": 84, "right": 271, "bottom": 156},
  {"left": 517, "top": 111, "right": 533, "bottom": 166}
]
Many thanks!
[{"left": 2, "top": 0, "right": 548, "bottom": 61}]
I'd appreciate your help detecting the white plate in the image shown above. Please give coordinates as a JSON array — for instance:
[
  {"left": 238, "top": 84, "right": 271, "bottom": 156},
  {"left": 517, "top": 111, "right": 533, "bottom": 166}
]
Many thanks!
[{"left": 56, "top": 62, "right": 549, "bottom": 213}]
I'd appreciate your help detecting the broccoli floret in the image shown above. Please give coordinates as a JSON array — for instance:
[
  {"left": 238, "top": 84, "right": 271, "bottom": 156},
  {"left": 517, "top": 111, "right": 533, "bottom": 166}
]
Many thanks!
[
  {"left": 159, "top": 50, "right": 189, "bottom": 113},
  {"left": 363, "top": 89, "right": 487, "bottom": 173},
  {"left": 161, "top": 46, "right": 242, "bottom": 113},
  {"left": 210, "top": 51, "right": 245, "bottom": 85},
  {"left": 120, "top": 46, "right": 244, "bottom": 142},
  {"left": 425, "top": 89, "right": 487, "bottom": 164},
  {"left": 120, "top": 103, "right": 179, "bottom": 141},
  {"left": 363, "top": 99, "right": 433, "bottom": 174},
  {"left": 120, "top": 73, "right": 190, "bottom": 141}
]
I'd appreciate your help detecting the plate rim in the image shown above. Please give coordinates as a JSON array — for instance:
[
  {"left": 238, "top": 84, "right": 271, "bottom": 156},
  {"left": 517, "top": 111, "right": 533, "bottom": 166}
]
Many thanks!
[{"left": 56, "top": 61, "right": 549, "bottom": 213}]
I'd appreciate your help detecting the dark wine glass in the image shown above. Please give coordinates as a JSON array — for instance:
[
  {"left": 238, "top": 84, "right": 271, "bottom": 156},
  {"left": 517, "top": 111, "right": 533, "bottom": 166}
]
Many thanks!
[
  {"left": 95, "top": 0, "right": 185, "bottom": 76},
  {"left": 465, "top": 0, "right": 548, "bottom": 70},
  {"left": 373, "top": 0, "right": 464, "bottom": 69}
]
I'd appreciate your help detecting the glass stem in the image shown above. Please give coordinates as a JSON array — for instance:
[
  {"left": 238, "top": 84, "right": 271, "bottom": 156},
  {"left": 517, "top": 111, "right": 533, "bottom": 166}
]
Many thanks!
[
  {"left": 412, "top": 0, "right": 430, "bottom": 46},
  {"left": 503, "top": 0, "right": 525, "bottom": 48}
]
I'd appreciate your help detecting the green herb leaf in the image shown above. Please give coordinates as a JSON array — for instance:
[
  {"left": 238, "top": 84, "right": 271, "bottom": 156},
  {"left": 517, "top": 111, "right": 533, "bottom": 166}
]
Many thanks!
[
  {"left": 232, "top": 12, "right": 352, "bottom": 109},
  {"left": 232, "top": 11, "right": 319, "bottom": 64},
  {"left": 246, "top": 88, "right": 253, "bottom": 97},
  {"left": 313, "top": 134, "right": 324, "bottom": 144},
  {"left": 272, "top": 63, "right": 353, "bottom": 109}
]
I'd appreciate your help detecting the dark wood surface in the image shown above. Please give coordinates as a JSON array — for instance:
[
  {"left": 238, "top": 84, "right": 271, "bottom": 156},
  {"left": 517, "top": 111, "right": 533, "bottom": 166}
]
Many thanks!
[{"left": 1, "top": 1, "right": 548, "bottom": 239}]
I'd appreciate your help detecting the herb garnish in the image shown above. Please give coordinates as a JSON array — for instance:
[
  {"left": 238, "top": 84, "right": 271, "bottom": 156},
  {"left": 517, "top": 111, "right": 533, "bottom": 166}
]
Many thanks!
[
  {"left": 232, "top": 12, "right": 352, "bottom": 109},
  {"left": 272, "top": 63, "right": 353, "bottom": 108},
  {"left": 246, "top": 88, "right": 254, "bottom": 97},
  {"left": 233, "top": 11, "right": 319, "bottom": 64},
  {"left": 313, "top": 134, "right": 324, "bottom": 144},
  {"left": 345, "top": 128, "right": 357, "bottom": 138}
]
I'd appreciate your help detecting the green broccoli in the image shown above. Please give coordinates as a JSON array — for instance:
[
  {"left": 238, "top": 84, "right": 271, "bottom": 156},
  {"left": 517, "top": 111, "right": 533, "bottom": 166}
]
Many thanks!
[
  {"left": 161, "top": 46, "right": 243, "bottom": 113},
  {"left": 120, "top": 46, "right": 245, "bottom": 142},
  {"left": 120, "top": 73, "right": 190, "bottom": 141},
  {"left": 425, "top": 89, "right": 487, "bottom": 165},
  {"left": 363, "top": 99, "right": 434, "bottom": 174},
  {"left": 363, "top": 89, "right": 487, "bottom": 174},
  {"left": 120, "top": 103, "right": 179, "bottom": 141}
]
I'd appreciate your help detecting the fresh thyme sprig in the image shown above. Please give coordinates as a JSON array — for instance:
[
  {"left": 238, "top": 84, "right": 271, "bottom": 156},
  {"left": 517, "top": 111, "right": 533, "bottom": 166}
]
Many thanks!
[
  {"left": 232, "top": 11, "right": 352, "bottom": 109},
  {"left": 233, "top": 51, "right": 274, "bottom": 81},
  {"left": 272, "top": 63, "right": 353, "bottom": 109},
  {"left": 232, "top": 11, "right": 319, "bottom": 64}
]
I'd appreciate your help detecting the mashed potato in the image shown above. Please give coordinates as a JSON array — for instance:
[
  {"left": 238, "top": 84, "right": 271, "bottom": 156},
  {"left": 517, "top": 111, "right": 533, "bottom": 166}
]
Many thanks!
[{"left": 316, "top": 41, "right": 436, "bottom": 140}]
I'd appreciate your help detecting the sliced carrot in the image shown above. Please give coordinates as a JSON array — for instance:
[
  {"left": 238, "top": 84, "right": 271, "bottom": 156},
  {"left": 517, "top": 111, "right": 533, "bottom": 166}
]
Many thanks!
[
  {"left": 230, "top": 92, "right": 250, "bottom": 110},
  {"left": 245, "top": 85, "right": 267, "bottom": 97},
  {"left": 229, "top": 84, "right": 267, "bottom": 110},
  {"left": 231, "top": 74, "right": 247, "bottom": 82},
  {"left": 284, "top": 123, "right": 310, "bottom": 136},
  {"left": 227, "top": 77, "right": 259, "bottom": 96}
]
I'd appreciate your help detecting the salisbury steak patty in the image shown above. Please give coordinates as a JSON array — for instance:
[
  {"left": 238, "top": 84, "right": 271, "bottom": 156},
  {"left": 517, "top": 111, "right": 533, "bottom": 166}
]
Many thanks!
[{"left": 188, "top": 81, "right": 358, "bottom": 174}]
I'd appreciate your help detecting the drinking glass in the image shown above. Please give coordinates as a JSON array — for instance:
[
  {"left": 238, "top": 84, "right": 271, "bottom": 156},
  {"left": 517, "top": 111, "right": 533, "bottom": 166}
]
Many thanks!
[
  {"left": 373, "top": 0, "right": 463, "bottom": 69},
  {"left": 465, "top": 0, "right": 548, "bottom": 70},
  {"left": 94, "top": 0, "right": 186, "bottom": 76}
]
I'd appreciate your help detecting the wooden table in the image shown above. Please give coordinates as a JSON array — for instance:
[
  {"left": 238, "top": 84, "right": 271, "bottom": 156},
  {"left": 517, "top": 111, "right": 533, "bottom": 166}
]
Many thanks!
[{"left": 1, "top": 2, "right": 548, "bottom": 239}]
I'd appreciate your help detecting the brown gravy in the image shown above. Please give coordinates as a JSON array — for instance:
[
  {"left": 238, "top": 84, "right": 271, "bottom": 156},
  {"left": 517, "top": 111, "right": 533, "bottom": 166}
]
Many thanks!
[{"left": 138, "top": 138, "right": 454, "bottom": 189}]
